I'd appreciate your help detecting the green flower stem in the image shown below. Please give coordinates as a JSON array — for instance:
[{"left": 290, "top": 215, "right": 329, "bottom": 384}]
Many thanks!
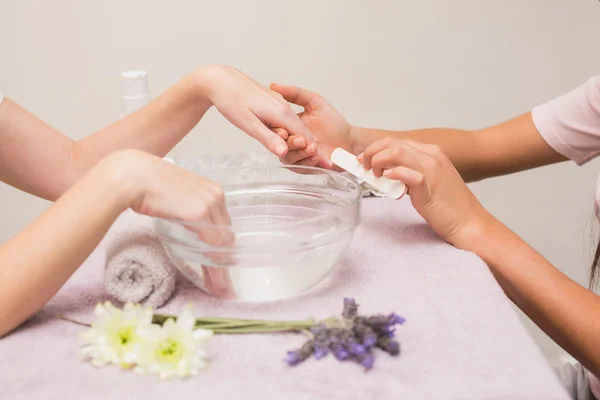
[
  {"left": 58, "top": 313, "right": 340, "bottom": 335},
  {"left": 152, "top": 314, "right": 318, "bottom": 334}
]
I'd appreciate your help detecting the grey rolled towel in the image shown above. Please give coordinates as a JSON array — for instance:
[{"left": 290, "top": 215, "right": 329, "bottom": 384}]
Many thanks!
[{"left": 104, "top": 210, "right": 177, "bottom": 309}]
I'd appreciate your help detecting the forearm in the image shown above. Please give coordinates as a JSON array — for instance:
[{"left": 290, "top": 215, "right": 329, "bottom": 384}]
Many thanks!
[
  {"left": 466, "top": 218, "right": 600, "bottom": 375},
  {"left": 350, "top": 113, "right": 566, "bottom": 182},
  {"left": 72, "top": 72, "right": 210, "bottom": 188},
  {"left": 0, "top": 158, "right": 131, "bottom": 336},
  {"left": 0, "top": 71, "right": 211, "bottom": 201},
  {"left": 351, "top": 126, "right": 481, "bottom": 181}
]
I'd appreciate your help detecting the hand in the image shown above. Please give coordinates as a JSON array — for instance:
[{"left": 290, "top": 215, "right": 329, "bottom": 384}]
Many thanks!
[
  {"left": 193, "top": 66, "right": 331, "bottom": 168},
  {"left": 269, "top": 83, "right": 355, "bottom": 169},
  {"left": 358, "top": 138, "right": 492, "bottom": 248},
  {"left": 103, "top": 150, "right": 233, "bottom": 246}
]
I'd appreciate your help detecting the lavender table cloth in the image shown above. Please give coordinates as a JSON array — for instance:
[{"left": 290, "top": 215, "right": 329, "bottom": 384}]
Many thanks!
[{"left": 0, "top": 198, "right": 569, "bottom": 400}]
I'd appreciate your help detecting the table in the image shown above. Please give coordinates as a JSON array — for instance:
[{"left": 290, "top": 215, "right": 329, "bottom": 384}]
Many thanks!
[{"left": 0, "top": 198, "right": 569, "bottom": 399}]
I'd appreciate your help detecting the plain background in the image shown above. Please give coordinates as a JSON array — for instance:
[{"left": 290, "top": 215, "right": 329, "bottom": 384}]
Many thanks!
[{"left": 1, "top": 0, "right": 600, "bottom": 365}]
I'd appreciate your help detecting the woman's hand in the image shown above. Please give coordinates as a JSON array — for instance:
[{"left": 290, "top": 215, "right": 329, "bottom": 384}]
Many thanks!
[
  {"left": 107, "top": 150, "right": 233, "bottom": 246},
  {"left": 359, "top": 138, "right": 492, "bottom": 248},
  {"left": 193, "top": 66, "right": 331, "bottom": 167},
  {"left": 268, "top": 83, "right": 355, "bottom": 169}
]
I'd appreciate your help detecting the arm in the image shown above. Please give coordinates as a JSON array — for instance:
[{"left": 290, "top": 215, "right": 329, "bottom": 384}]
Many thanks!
[
  {"left": 361, "top": 138, "right": 600, "bottom": 377},
  {"left": 0, "top": 158, "right": 129, "bottom": 335},
  {"left": 467, "top": 217, "right": 600, "bottom": 376},
  {"left": 0, "top": 76, "right": 208, "bottom": 200},
  {"left": 350, "top": 112, "right": 566, "bottom": 182},
  {"left": 0, "top": 66, "right": 327, "bottom": 201},
  {"left": 0, "top": 149, "right": 228, "bottom": 337},
  {"left": 270, "top": 84, "right": 567, "bottom": 182}
]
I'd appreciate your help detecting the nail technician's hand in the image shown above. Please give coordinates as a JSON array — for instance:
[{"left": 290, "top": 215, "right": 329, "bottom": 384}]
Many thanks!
[
  {"left": 269, "top": 83, "right": 355, "bottom": 169},
  {"left": 194, "top": 66, "right": 330, "bottom": 167},
  {"left": 359, "top": 138, "right": 492, "bottom": 248},
  {"left": 106, "top": 150, "right": 233, "bottom": 246}
]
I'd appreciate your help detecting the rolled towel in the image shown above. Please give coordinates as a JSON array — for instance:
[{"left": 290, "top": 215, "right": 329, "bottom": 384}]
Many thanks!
[{"left": 104, "top": 210, "right": 177, "bottom": 309}]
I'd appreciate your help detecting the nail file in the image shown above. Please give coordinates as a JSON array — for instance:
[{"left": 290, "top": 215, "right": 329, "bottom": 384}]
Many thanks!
[{"left": 331, "top": 148, "right": 407, "bottom": 199}]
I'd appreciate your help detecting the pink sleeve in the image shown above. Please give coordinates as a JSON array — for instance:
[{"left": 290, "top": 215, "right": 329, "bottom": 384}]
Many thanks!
[
  {"left": 531, "top": 75, "right": 600, "bottom": 165},
  {"left": 589, "top": 371, "right": 600, "bottom": 399}
]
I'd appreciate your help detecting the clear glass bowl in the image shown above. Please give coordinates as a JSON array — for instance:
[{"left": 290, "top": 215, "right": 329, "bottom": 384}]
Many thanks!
[{"left": 153, "top": 165, "right": 361, "bottom": 302}]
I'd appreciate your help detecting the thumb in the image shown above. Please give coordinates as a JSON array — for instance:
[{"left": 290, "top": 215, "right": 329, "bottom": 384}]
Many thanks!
[{"left": 270, "top": 83, "right": 318, "bottom": 111}]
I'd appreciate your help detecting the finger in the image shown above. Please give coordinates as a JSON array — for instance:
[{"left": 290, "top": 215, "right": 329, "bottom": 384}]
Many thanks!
[
  {"left": 180, "top": 184, "right": 229, "bottom": 246},
  {"left": 209, "top": 207, "right": 234, "bottom": 246},
  {"left": 244, "top": 112, "right": 289, "bottom": 157},
  {"left": 369, "top": 146, "right": 429, "bottom": 177},
  {"left": 269, "top": 83, "right": 319, "bottom": 111},
  {"left": 186, "top": 215, "right": 222, "bottom": 247},
  {"left": 280, "top": 144, "right": 317, "bottom": 165},
  {"left": 296, "top": 154, "right": 320, "bottom": 167},
  {"left": 360, "top": 138, "right": 395, "bottom": 171},
  {"left": 383, "top": 166, "right": 425, "bottom": 187},
  {"left": 403, "top": 141, "right": 448, "bottom": 172},
  {"left": 286, "top": 134, "right": 307, "bottom": 150},
  {"left": 208, "top": 185, "right": 235, "bottom": 246},
  {"left": 201, "top": 265, "right": 235, "bottom": 297},
  {"left": 272, "top": 127, "right": 289, "bottom": 140},
  {"left": 271, "top": 111, "right": 331, "bottom": 167}
]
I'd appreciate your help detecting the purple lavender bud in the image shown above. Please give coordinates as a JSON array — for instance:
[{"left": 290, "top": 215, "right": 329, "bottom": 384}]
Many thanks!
[
  {"left": 313, "top": 343, "right": 329, "bottom": 360},
  {"left": 355, "top": 352, "right": 375, "bottom": 370},
  {"left": 329, "top": 334, "right": 341, "bottom": 344},
  {"left": 353, "top": 322, "right": 378, "bottom": 348},
  {"left": 364, "top": 315, "right": 389, "bottom": 327},
  {"left": 383, "top": 326, "right": 396, "bottom": 338},
  {"left": 284, "top": 350, "right": 304, "bottom": 366},
  {"left": 338, "top": 329, "right": 352, "bottom": 342},
  {"left": 284, "top": 340, "right": 314, "bottom": 366},
  {"left": 349, "top": 343, "right": 367, "bottom": 355},
  {"left": 363, "top": 333, "right": 378, "bottom": 348},
  {"left": 331, "top": 344, "right": 350, "bottom": 361},
  {"left": 342, "top": 298, "right": 359, "bottom": 319},
  {"left": 377, "top": 337, "right": 401, "bottom": 356},
  {"left": 363, "top": 314, "right": 405, "bottom": 339},
  {"left": 388, "top": 313, "right": 406, "bottom": 325}
]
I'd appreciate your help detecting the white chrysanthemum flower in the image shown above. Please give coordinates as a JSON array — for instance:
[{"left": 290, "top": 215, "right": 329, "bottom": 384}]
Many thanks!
[
  {"left": 80, "top": 302, "right": 153, "bottom": 368},
  {"left": 134, "top": 305, "right": 213, "bottom": 379}
]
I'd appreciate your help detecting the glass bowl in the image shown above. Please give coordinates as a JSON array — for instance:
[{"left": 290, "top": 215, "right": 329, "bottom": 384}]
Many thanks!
[{"left": 153, "top": 165, "right": 361, "bottom": 302}]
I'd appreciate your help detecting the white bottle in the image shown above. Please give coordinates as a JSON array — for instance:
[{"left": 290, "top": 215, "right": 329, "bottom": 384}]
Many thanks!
[
  {"left": 120, "top": 69, "right": 150, "bottom": 118},
  {"left": 120, "top": 70, "right": 174, "bottom": 164}
]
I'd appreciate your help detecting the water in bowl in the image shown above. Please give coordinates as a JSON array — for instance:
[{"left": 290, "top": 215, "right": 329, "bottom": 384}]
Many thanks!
[
  {"left": 155, "top": 167, "right": 361, "bottom": 301},
  {"left": 162, "top": 206, "right": 354, "bottom": 301}
]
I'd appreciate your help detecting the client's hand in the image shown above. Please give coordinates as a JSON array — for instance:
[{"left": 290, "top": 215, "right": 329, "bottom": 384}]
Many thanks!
[
  {"left": 269, "top": 83, "right": 356, "bottom": 169},
  {"left": 193, "top": 66, "right": 331, "bottom": 168},
  {"left": 104, "top": 149, "right": 233, "bottom": 246}
]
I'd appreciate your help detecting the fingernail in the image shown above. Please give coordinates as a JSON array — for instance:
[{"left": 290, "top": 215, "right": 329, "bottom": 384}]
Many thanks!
[
  {"left": 275, "top": 143, "right": 287, "bottom": 156},
  {"left": 357, "top": 153, "right": 364, "bottom": 162},
  {"left": 383, "top": 170, "right": 392, "bottom": 177},
  {"left": 293, "top": 138, "right": 305, "bottom": 147},
  {"left": 307, "top": 144, "right": 316, "bottom": 154}
]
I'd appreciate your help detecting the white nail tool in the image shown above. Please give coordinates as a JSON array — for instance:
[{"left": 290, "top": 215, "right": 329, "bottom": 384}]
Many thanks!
[{"left": 330, "top": 148, "right": 407, "bottom": 199}]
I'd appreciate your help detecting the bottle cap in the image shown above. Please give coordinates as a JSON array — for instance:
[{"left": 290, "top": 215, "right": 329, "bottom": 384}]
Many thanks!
[{"left": 121, "top": 70, "right": 149, "bottom": 99}]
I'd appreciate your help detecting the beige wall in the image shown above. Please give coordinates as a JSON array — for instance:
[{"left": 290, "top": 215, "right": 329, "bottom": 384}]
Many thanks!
[{"left": 2, "top": 0, "right": 600, "bottom": 364}]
